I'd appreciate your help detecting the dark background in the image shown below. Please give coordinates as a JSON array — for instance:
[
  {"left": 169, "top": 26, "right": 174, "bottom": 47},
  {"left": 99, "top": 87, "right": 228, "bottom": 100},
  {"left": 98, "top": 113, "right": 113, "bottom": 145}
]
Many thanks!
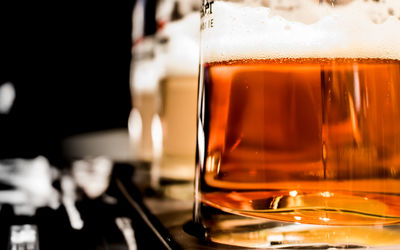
[{"left": 0, "top": 0, "right": 140, "bottom": 164}]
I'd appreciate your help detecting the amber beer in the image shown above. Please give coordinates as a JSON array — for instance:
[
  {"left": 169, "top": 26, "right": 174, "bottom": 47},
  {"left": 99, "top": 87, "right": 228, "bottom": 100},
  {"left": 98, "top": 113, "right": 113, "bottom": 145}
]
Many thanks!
[{"left": 198, "top": 57, "right": 400, "bottom": 225}]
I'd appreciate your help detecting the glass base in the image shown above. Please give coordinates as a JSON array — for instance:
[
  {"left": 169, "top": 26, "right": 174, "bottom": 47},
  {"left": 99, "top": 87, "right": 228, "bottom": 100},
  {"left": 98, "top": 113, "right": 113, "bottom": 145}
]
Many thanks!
[{"left": 196, "top": 203, "right": 400, "bottom": 249}]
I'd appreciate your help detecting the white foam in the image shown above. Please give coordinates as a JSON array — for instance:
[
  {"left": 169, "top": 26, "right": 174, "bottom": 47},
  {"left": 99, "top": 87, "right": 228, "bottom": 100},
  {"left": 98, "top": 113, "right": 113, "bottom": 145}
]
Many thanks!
[
  {"left": 131, "top": 13, "right": 200, "bottom": 94},
  {"left": 202, "top": 0, "right": 400, "bottom": 62},
  {"left": 159, "top": 12, "right": 200, "bottom": 76},
  {"left": 131, "top": 38, "right": 164, "bottom": 94}
]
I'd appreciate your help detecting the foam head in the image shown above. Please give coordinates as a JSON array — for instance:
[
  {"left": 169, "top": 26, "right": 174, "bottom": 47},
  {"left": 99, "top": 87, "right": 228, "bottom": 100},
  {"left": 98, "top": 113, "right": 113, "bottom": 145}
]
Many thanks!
[
  {"left": 201, "top": 0, "right": 400, "bottom": 62},
  {"left": 159, "top": 12, "right": 200, "bottom": 76}
]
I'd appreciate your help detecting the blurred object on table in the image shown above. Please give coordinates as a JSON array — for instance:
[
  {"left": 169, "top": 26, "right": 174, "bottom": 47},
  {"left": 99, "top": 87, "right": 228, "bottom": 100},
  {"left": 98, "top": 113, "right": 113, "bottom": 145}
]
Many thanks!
[
  {"left": 115, "top": 217, "right": 137, "bottom": 250},
  {"left": 0, "top": 82, "right": 15, "bottom": 115},
  {"left": 72, "top": 157, "right": 113, "bottom": 199},
  {"left": 63, "top": 130, "right": 131, "bottom": 163},
  {"left": 61, "top": 175, "right": 84, "bottom": 230},
  {"left": 0, "top": 156, "right": 60, "bottom": 216},
  {"left": 9, "top": 224, "right": 39, "bottom": 250},
  {"left": 0, "top": 160, "right": 186, "bottom": 250}
]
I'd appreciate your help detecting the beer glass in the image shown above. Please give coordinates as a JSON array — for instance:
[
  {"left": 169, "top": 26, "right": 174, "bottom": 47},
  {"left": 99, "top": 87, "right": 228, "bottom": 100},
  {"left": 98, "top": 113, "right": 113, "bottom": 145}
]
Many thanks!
[
  {"left": 195, "top": 0, "right": 400, "bottom": 248},
  {"left": 130, "top": 0, "right": 200, "bottom": 184}
]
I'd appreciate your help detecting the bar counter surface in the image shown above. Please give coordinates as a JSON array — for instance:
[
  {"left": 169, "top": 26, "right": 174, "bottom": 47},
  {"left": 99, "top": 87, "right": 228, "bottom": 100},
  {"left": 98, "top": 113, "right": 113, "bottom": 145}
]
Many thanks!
[{"left": 0, "top": 128, "right": 244, "bottom": 249}]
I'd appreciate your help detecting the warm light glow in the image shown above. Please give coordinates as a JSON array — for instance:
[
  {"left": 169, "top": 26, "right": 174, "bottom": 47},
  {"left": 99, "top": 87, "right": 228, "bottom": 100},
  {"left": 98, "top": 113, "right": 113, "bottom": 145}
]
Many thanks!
[
  {"left": 320, "top": 191, "right": 333, "bottom": 198},
  {"left": 128, "top": 108, "right": 142, "bottom": 144},
  {"left": 0, "top": 82, "right": 16, "bottom": 114},
  {"left": 353, "top": 64, "right": 361, "bottom": 112},
  {"left": 206, "top": 153, "right": 221, "bottom": 174},
  {"left": 319, "top": 217, "right": 330, "bottom": 222},
  {"left": 289, "top": 190, "right": 298, "bottom": 197},
  {"left": 267, "top": 234, "right": 284, "bottom": 243},
  {"left": 294, "top": 216, "right": 302, "bottom": 221},
  {"left": 205, "top": 156, "right": 214, "bottom": 173},
  {"left": 348, "top": 92, "right": 362, "bottom": 144},
  {"left": 271, "top": 196, "right": 283, "bottom": 209},
  {"left": 151, "top": 114, "right": 163, "bottom": 158}
]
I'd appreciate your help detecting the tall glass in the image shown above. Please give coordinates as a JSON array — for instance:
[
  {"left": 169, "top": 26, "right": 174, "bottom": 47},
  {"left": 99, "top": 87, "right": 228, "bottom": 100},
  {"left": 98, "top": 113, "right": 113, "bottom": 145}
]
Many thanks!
[
  {"left": 129, "top": 0, "right": 200, "bottom": 185},
  {"left": 195, "top": 0, "right": 400, "bottom": 248}
]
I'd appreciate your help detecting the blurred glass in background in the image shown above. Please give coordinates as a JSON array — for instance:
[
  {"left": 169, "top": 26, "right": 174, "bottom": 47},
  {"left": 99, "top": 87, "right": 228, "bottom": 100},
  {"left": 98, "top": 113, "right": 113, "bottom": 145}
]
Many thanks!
[{"left": 129, "top": 0, "right": 200, "bottom": 184}]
